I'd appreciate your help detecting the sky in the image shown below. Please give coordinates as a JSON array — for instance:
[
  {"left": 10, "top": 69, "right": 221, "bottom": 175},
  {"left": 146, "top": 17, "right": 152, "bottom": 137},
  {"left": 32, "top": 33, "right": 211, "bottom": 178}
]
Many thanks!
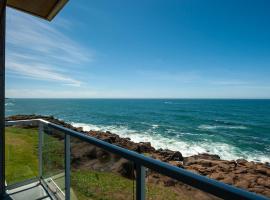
[{"left": 6, "top": 0, "right": 270, "bottom": 98}]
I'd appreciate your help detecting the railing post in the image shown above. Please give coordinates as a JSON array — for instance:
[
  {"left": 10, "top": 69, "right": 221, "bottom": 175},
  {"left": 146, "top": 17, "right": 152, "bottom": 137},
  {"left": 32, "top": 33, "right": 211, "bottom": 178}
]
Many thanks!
[
  {"left": 65, "top": 134, "right": 71, "bottom": 200},
  {"left": 38, "top": 122, "right": 44, "bottom": 179},
  {"left": 136, "top": 164, "right": 145, "bottom": 200},
  {"left": 0, "top": 1, "right": 6, "bottom": 198}
]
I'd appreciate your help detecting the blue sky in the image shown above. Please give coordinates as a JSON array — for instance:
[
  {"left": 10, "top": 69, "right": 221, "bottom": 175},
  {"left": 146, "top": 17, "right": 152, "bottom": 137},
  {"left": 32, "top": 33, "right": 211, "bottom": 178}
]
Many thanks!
[{"left": 6, "top": 0, "right": 270, "bottom": 98}]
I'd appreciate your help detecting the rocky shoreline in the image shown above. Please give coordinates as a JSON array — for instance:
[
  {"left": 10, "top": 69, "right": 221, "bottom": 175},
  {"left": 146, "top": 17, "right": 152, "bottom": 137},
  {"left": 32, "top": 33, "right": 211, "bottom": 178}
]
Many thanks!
[{"left": 6, "top": 115, "right": 270, "bottom": 198}]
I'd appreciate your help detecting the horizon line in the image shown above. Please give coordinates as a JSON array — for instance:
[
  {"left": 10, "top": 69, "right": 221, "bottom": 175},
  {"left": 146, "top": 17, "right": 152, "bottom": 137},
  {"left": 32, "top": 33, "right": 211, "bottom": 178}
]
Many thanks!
[{"left": 5, "top": 97, "right": 270, "bottom": 100}]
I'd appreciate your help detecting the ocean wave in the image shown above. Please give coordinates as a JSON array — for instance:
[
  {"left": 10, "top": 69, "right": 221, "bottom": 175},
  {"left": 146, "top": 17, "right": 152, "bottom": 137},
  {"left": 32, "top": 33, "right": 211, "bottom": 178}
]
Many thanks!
[
  {"left": 198, "top": 124, "right": 248, "bottom": 130},
  {"left": 5, "top": 103, "right": 14, "bottom": 106},
  {"left": 164, "top": 101, "right": 183, "bottom": 105},
  {"left": 71, "top": 122, "right": 269, "bottom": 163},
  {"left": 152, "top": 124, "right": 159, "bottom": 129},
  {"left": 140, "top": 122, "right": 160, "bottom": 129}
]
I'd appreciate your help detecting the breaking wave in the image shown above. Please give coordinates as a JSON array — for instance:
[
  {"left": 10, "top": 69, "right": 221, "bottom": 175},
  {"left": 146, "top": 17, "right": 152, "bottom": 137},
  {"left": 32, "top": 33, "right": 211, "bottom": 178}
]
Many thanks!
[
  {"left": 5, "top": 103, "right": 14, "bottom": 106},
  {"left": 198, "top": 124, "right": 248, "bottom": 130},
  {"left": 71, "top": 122, "right": 269, "bottom": 163}
]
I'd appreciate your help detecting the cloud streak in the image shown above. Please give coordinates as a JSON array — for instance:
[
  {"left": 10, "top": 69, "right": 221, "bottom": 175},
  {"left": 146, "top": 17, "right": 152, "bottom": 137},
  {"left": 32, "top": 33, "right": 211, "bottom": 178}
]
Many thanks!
[
  {"left": 7, "top": 60, "right": 82, "bottom": 87},
  {"left": 6, "top": 88, "right": 97, "bottom": 98},
  {"left": 6, "top": 8, "right": 93, "bottom": 86}
]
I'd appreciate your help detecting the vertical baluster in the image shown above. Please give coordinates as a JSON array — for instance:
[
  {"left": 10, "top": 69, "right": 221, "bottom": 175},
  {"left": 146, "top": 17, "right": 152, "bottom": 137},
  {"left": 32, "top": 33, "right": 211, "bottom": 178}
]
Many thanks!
[
  {"left": 136, "top": 164, "right": 146, "bottom": 200},
  {"left": 38, "top": 122, "right": 44, "bottom": 179},
  {"left": 65, "top": 134, "right": 71, "bottom": 200},
  {"left": 0, "top": 1, "right": 6, "bottom": 197}
]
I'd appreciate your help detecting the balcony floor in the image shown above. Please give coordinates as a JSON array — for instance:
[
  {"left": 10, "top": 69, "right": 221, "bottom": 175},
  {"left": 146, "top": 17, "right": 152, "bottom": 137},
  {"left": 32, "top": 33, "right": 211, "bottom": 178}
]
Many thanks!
[{"left": 5, "top": 181, "right": 52, "bottom": 200}]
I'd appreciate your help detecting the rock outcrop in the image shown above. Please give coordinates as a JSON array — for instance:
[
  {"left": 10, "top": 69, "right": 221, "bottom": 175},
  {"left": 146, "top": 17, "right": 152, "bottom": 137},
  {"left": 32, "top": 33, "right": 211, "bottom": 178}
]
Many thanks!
[{"left": 6, "top": 115, "right": 270, "bottom": 198}]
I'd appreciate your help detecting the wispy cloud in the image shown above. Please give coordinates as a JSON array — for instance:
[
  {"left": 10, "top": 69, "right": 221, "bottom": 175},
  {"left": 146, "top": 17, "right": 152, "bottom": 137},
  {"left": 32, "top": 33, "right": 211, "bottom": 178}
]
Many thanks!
[
  {"left": 6, "top": 8, "right": 93, "bottom": 86},
  {"left": 7, "top": 61, "right": 82, "bottom": 87},
  {"left": 6, "top": 88, "right": 97, "bottom": 98}
]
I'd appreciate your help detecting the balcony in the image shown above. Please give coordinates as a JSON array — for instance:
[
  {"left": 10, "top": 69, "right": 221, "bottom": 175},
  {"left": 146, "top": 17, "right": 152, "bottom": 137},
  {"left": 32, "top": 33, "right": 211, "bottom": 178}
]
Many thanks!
[{"left": 3, "top": 119, "right": 269, "bottom": 200}]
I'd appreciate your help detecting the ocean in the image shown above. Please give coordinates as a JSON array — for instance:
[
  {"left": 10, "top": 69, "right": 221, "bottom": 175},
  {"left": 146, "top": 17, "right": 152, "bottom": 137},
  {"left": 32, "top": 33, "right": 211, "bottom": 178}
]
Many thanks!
[{"left": 5, "top": 99, "right": 270, "bottom": 163}]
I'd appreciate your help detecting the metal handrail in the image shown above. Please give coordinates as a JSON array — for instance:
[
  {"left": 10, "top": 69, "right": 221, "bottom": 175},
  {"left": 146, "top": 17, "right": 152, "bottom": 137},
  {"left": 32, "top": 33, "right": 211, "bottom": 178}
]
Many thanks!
[{"left": 6, "top": 119, "right": 270, "bottom": 200}]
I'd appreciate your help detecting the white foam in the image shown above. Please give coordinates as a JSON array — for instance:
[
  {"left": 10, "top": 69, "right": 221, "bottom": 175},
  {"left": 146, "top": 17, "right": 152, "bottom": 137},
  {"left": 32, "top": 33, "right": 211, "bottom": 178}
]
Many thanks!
[
  {"left": 198, "top": 124, "right": 248, "bottom": 130},
  {"left": 164, "top": 101, "right": 172, "bottom": 104},
  {"left": 5, "top": 103, "right": 14, "bottom": 106},
  {"left": 71, "top": 122, "right": 269, "bottom": 163},
  {"left": 152, "top": 124, "right": 159, "bottom": 129}
]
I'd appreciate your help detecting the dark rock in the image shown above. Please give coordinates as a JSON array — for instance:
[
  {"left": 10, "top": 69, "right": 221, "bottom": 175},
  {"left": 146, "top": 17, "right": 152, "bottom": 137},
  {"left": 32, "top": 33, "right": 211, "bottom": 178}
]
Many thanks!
[
  {"left": 115, "top": 160, "right": 134, "bottom": 179},
  {"left": 256, "top": 165, "right": 268, "bottom": 175},
  {"left": 257, "top": 177, "right": 269, "bottom": 187},
  {"left": 218, "top": 162, "right": 230, "bottom": 172},
  {"left": 75, "top": 127, "right": 83, "bottom": 132},
  {"left": 237, "top": 159, "right": 248, "bottom": 165},
  {"left": 169, "top": 161, "right": 184, "bottom": 168},
  {"left": 235, "top": 180, "right": 250, "bottom": 189},
  {"left": 223, "top": 176, "right": 234, "bottom": 185},
  {"left": 209, "top": 172, "right": 224, "bottom": 180},
  {"left": 170, "top": 151, "right": 183, "bottom": 161},
  {"left": 137, "top": 142, "right": 154, "bottom": 153},
  {"left": 6, "top": 114, "right": 270, "bottom": 198},
  {"left": 164, "top": 179, "right": 177, "bottom": 187},
  {"left": 193, "top": 153, "right": 220, "bottom": 160},
  {"left": 96, "top": 149, "right": 110, "bottom": 160}
]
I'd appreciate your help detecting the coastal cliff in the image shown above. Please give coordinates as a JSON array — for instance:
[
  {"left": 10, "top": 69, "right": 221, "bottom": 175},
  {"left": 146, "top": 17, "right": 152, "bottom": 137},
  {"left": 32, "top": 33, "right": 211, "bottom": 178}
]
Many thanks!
[{"left": 6, "top": 115, "right": 270, "bottom": 198}]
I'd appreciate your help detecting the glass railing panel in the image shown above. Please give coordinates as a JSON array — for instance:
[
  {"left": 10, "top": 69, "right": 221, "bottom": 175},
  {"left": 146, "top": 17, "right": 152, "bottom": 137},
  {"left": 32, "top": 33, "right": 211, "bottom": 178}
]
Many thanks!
[
  {"left": 70, "top": 137, "right": 135, "bottom": 200},
  {"left": 42, "top": 125, "right": 65, "bottom": 199},
  {"left": 5, "top": 125, "right": 39, "bottom": 185},
  {"left": 145, "top": 168, "right": 222, "bottom": 200}
]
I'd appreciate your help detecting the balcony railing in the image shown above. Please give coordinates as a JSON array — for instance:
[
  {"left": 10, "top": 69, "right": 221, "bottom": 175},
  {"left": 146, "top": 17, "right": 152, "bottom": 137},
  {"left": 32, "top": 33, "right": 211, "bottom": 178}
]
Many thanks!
[{"left": 5, "top": 119, "right": 269, "bottom": 200}]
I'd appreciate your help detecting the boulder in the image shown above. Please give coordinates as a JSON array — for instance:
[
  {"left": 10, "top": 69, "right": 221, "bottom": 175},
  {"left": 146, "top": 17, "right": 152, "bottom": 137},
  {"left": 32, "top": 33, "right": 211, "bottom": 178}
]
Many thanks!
[
  {"left": 209, "top": 172, "right": 224, "bottom": 180},
  {"left": 120, "top": 161, "right": 134, "bottom": 179},
  {"left": 137, "top": 142, "right": 154, "bottom": 153},
  {"left": 170, "top": 151, "right": 184, "bottom": 161},
  {"left": 235, "top": 180, "right": 250, "bottom": 189},
  {"left": 222, "top": 176, "right": 234, "bottom": 185}
]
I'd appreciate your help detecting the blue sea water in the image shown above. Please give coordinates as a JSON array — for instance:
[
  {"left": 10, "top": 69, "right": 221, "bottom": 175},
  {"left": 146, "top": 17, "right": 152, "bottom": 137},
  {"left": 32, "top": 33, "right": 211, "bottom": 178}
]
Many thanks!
[{"left": 5, "top": 99, "right": 270, "bottom": 162}]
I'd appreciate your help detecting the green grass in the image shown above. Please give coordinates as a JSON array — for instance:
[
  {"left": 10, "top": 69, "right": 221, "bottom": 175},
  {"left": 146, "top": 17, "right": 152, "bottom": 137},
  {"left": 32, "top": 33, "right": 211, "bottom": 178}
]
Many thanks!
[
  {"left": 5, "top": 127, "right": 189, "bottom": 200},
  {"left": 71, "top": 170, "right": 134, "bottom": 200},
  {"left": 5, "top": 127, "right": 65, "bottom": 184},
  {"left": 42, "top": 132, "right": 65, "bottom": 179},
  {"left": 5, "top": 127, "right": 39, "bottom": 184},
  {"left": 71, "top": 170, "right": 184, "bottom": 200}
]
